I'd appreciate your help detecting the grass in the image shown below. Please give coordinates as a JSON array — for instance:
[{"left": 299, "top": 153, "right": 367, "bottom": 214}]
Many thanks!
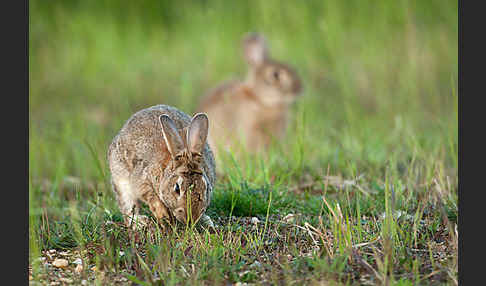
[{"left": 29, "top": 0, "right": 457, "bottom": 285}]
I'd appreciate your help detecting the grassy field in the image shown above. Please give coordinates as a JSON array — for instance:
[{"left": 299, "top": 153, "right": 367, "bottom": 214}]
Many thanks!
[{"left": 29, "top": 0, "right": 458, "bottom": 285}]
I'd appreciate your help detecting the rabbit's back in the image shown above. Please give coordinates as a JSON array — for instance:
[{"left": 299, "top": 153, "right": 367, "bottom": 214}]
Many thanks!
[
  {"left": 198, "top": 80, "right": 241, "bottom": 112},
  {"left": 109, "top": 105, "right": 216, "bottom": 184}
]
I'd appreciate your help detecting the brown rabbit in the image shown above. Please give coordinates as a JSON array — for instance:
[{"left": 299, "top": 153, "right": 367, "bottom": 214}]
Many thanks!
[
  {"left": 107, "top": 105, "right": 216, "bottom": 230},
  {"left": 197, "top": 33, "right": 302, "bottom": 158}
]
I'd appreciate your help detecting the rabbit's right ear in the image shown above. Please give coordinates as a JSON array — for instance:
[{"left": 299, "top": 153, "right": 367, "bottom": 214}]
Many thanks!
[
  {"left": 187, "top": 113, "right": 209, "bottom": 155},
  {"left": 159, "top": 115, "right": 185, "bottom": 157},
  {"left": 243, "top": 33, "right": 268, "bottom": 67}
]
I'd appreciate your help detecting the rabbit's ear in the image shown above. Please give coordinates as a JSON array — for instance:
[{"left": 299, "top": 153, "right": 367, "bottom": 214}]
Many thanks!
[
  {"left": 159, "top": 115, "right": 185, "bottom": 157},
  {"left": 187, "top": 113, "right": 209, "bottom": 155},
  {"left": 243, "top": 33, "right": 268, "bottom": 67}
]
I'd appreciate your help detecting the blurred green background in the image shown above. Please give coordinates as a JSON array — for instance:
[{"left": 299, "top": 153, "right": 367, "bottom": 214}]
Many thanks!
[{"left": 29, "top": 0, "right": 457, "bottom": 208}]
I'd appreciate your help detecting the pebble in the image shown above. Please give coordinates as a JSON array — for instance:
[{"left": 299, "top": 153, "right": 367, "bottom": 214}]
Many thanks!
[
  {"left": 81, "top": 280, "right": 88, "bottom": 286},
  {"left": 59, "top": 277, "right": 73, "bottom": 284},
  {"left": 250, "top": 261, "right": 262, "bottom": 269},
  {"left": 251, "top": 217, "right": 260, "bottom": 224},
  {"left": 75, "top": 264, "right": 83, "bottom": 274},
  {"left": 238, "top": 270, "right": 251, "bottom": 278},
  {"left": 52, "top": 258, "right": 69, "bottom": 268},
  {"left": 282, "top": 213, "right": 295, "bottom": 223},
  {"left": 73, "top": 258, "right": 82, "bottom": 265},
  {"left": 48, "top": 249, "right": 56, "bottom": 254}
]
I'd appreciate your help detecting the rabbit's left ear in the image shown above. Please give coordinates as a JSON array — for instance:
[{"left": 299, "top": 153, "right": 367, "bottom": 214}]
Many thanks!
[
  {"left": 187, "top": 113, "right": 209, "bottom": 155},
  {"left": 159, "top": 114, "right": 185, "bottom": 158}
]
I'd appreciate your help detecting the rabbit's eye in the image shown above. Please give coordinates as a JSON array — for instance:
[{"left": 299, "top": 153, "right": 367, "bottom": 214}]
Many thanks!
[
  {"left": 264, "top": 68, "right": 280, "bottom": 85},
  {"left": 174, "top": 183, "right": 181, "bottom": 195}
]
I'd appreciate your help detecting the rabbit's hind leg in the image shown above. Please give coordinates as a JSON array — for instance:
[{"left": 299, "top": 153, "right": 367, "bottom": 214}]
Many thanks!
[{"left": 111, "top": 177, "right": 148, "bottom": 230}]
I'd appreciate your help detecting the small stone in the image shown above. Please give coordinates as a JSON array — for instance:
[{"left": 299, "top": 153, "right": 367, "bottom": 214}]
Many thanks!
[
  {"left": 59, "top": 277, "right": 73, "bottom": 284},
  {"left": 73, "top": 258, "right": 82, "bottom": 265},
  {"left": 250, "top": 261, "right": 262, "bottom": 268},
  {"left": 238, "top": 270, "right": 251, "bottom": 278},
  {"left": 81, "top": 280, "right": 88, "bottom": 286},
  {"left": 282, "top": 213, "right": 295, "bottom": 223},
  {"left": 52, "top": 258, "right": 69, "bottom": 268},
  {"left": 251, "top": 217, "right": 260, "bottom": 224},
  {"left": 75, "top": 264, "right": 83, "bottom": 274},
  {"left": 48, "top": 249, "right": 56, "bottom": 254}
]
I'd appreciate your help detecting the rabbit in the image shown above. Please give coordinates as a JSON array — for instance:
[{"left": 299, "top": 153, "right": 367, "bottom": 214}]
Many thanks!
[
  {"left": 107, "top": 104, "right": 216, "bottom": 231},
  {"left": 197, "top": 32, "right": 302, "bottom": 158}
]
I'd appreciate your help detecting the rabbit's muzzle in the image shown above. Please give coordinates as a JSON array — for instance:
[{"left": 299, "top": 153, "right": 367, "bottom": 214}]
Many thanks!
[{"left": 172, "top": 204, "right": 204, "bottom": 224}]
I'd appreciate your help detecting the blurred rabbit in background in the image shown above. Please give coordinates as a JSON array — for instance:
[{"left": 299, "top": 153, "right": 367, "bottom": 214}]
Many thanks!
[{"left": 198, "top": 33, "right": 302, "bottom": 160}]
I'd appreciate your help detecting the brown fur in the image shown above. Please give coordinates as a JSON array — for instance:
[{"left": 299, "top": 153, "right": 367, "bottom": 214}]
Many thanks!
[
  {"left": 197, "top": 33, "right": 302, "bottom": 159},
  {"left": 108, "top": 105, "right": 216, "bottom": 229}
]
